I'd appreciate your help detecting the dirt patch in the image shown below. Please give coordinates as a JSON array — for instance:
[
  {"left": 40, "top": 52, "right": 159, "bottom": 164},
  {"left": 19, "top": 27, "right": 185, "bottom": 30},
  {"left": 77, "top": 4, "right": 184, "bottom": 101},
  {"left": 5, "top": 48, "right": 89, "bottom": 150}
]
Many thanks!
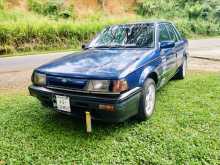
[
  {"left": 4, "top": 0, "right": 136, "bottom": 18},
  {"left": 5, "top": 0, "right": 28, "bottom": 11},
  {"left": 104, "top": 0, "right": 136, "bottom": 15},
  {"left": 0, "top": 70, "right": 32, "bottom": 91},
  {"left": 74, "top": 0, "right": 136, "bottom": 19},
  {"left": 188, "top": 57, "right": 220, "bottom": 73}
]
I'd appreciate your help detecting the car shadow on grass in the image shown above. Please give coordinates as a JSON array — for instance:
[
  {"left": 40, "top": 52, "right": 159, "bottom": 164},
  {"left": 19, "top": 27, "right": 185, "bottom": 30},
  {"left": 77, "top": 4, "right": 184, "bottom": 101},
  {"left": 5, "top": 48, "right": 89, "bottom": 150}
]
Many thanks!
[{"left": 38, "top": 108, "right": 140, "bottom": 138}]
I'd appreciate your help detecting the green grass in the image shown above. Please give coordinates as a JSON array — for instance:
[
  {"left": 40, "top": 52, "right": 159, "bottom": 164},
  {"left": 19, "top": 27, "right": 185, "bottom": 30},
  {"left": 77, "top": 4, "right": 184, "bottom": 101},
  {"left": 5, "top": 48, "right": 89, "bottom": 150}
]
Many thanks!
[{"left": 0, "top": 73, "right": 220, "bottom": 164}]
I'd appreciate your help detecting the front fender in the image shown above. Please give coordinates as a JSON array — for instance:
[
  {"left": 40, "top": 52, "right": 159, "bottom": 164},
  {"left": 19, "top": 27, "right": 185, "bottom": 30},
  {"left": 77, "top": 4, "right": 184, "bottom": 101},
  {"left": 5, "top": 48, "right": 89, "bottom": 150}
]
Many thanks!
[{"left": 139, "top": 66, "right": 158, "bottom": 86}]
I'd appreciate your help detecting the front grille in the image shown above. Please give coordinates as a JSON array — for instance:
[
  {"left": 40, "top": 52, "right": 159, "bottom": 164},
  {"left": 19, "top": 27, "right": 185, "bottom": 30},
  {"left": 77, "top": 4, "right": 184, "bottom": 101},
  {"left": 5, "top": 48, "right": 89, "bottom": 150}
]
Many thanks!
[{"left": 47, "top": 75, "right": 88, "bottom": 90}]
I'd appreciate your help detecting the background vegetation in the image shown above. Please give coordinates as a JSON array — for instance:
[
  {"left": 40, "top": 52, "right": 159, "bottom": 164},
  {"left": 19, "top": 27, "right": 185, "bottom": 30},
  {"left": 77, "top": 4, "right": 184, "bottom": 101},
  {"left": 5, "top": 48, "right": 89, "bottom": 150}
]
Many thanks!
[
  {"left": 0, "top": 0, "right": 220, "bottom": 55},
  {"left": 137, "top": 0, "right": 220, "bottom": 36}
]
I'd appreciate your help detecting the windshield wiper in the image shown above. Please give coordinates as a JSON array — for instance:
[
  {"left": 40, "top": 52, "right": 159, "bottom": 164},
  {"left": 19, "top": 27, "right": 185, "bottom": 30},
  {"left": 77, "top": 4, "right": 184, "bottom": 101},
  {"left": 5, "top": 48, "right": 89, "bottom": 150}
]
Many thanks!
[{"left": 92, "top": 45, "right": 112, "bottom": 48}]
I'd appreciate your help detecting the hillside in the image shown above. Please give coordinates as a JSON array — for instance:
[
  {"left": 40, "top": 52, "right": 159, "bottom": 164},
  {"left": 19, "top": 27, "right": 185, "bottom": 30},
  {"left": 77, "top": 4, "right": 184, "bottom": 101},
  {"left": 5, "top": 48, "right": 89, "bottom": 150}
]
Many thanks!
[
  {"left": 1, "top": 0, "right": 137, "bottom": 19},
  {"left": 0, "top": 0, "right": 220, "bottom": 55}
]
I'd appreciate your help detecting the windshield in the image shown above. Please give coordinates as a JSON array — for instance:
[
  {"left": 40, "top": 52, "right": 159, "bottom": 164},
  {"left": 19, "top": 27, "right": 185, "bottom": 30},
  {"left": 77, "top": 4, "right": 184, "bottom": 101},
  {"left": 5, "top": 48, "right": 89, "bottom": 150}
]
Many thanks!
[{"left": 89, "top": 24, "right": 155, "bottom": 48}]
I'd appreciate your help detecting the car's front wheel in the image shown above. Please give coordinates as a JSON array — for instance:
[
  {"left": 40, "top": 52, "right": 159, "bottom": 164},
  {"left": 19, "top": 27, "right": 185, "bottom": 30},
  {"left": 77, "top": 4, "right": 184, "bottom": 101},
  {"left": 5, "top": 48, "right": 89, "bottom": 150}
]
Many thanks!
[{"left": 137, "top": 78, "right": 156, "bottom": 121}]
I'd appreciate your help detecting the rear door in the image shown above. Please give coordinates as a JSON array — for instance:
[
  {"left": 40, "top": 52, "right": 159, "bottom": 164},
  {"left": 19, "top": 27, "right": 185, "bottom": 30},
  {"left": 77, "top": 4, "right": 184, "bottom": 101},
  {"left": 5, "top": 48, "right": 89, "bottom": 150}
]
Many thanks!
[
  {"left": 166, "top": 23, "right": 184, "bottom": 68},
  {"left": 159, "top": 23, "right": 177, "bottom": 80}
]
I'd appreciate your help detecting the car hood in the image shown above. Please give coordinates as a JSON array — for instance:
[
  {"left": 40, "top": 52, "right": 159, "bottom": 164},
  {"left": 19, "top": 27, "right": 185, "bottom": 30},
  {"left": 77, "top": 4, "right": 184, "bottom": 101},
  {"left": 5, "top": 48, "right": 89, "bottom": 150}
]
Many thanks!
[{"left": 37, "top": 48, "right": 153, "bottom": 79}]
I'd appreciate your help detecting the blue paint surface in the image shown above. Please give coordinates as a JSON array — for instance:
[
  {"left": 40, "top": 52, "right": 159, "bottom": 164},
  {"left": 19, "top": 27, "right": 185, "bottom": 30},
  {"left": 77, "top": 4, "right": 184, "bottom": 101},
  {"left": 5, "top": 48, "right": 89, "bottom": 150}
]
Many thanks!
[{"left": 35, "top": 21, "right": 188, "bottom": 89}]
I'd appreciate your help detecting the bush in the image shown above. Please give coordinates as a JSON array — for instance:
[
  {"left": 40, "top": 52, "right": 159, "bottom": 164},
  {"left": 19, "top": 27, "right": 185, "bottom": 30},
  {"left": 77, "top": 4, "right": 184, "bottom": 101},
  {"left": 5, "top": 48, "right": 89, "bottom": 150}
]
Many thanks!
[
  {"left": 136, "top": 0, "right": 220, "bottom": 38},
  {"left": 27, "top": 0, "right": 75, "bottom": 20},
  {"left": 214, "top": 6, "right": 220, "bottom": 20},
  {"left": 27, "top": 0, "right": 44, "bottom": 14},
  {"left": 136, "top": 0, "right": 175, "bottom": 17},
  {"left": 136, "top": 0, "right": 187, "bottom": 18},
  {"left": 44, "top": 0, "right": 62, "bottom": 15},
  {"left": 0, "top": 0, "right": 220, "bottom": 55},
  {"left": 59, "top": 9, "right": 72, "bottom": 19},
  {"left": 0, "top": 17, "right": 117, "bottom": 55},
  {"left": 0, "top": 0, "right": 4, "bottom": 9},
  {"left": 187, "top": 3, "right": 203, "bottom": 19}
]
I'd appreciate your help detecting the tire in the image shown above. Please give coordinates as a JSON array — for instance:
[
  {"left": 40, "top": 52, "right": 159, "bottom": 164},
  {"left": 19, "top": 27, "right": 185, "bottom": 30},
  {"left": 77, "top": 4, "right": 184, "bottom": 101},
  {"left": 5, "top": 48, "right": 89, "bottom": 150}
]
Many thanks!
[
  {"left": 137, "top": 78, "right": 156, "bottom": 121},
  {"left": 173, "top": 56, "right": 187, "bottom": 80}
]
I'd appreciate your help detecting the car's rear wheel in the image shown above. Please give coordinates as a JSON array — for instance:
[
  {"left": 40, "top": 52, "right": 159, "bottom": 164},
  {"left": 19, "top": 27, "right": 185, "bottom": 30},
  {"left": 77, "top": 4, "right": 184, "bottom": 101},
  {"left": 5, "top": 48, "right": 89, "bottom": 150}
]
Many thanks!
[
  {"left": 173, "top": 56, "right": 187, "bottom": 80},
  {"left": 137, "top": 78, "right": 156, "bottom": 121}
]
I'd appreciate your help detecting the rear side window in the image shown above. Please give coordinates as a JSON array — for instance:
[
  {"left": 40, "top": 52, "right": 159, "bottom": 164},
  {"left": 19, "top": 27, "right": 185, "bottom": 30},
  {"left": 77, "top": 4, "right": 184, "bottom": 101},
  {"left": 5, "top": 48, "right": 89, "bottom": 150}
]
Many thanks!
[
  {"left": 166, "top": 24, "right": 178, "bottom": 42},
  {"left": 159, "top": 24, "right": 170, "bottom": 42},
  {"left": 168, "top": 24, "right": 182, "bottom": 41}
]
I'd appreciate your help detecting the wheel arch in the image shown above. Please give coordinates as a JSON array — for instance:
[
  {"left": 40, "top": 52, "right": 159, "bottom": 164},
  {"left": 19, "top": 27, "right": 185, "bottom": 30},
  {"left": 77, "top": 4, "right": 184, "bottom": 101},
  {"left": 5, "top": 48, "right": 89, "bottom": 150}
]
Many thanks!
[
  {"left": 147, "top": 72, "right": 158, "bottom": 85},
  {"left": 139, "top": 66, "right": 159, "bottom": 87}
]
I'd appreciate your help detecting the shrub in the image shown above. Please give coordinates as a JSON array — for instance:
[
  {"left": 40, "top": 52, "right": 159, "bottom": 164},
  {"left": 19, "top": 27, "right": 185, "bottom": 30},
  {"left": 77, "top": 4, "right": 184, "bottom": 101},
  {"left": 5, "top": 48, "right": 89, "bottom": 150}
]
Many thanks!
[
  {"left": 173, "top": 19, "right": 191, "bottom": 37},
  {"left": 27, "top": 0, "right": 44, "bottom": 14},
  {"left": 59, "top": 9, "right": 72, "bottom": 19},
  {"left": 0, "top": 0, "right": 4, "bottom": 9},
  {"left": 214, "top": 6, "right": 220, "bottom": 20},
  {"left": 136, "top": 0, "right": 183, "bottom": 18},
  {"left": 44, "top": 0, "right": 63, "bottom": 15},
  {"left": 27, "top": 0, "right": 75, "bottom": 19},
  {"left": 0, "top": 17, "right": 118, "bottom": 55},
  {"left": 136, "top": 0, "right": 220, "bottom": 38}
]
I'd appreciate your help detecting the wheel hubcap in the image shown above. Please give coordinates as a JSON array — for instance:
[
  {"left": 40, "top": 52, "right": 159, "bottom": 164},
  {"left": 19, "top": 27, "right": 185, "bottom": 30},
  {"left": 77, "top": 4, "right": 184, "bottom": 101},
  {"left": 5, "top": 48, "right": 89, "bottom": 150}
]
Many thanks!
[{"left": 145, "top": 84, "right": 156, "bottom": 115}]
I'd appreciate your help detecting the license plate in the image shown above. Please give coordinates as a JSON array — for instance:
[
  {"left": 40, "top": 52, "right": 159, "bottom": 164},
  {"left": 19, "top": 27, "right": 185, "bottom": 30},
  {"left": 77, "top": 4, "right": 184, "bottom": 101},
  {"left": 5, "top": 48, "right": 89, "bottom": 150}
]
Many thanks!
[{"left": 55, "top": 95, "right": 71, "bottom": 112}]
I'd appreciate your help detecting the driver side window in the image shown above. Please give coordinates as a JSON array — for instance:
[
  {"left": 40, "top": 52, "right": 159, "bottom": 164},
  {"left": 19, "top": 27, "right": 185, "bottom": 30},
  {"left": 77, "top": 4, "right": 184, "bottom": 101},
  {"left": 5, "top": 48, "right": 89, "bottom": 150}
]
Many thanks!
[{"left": 159, "top": 24, "right": 170, "bottom": 42}]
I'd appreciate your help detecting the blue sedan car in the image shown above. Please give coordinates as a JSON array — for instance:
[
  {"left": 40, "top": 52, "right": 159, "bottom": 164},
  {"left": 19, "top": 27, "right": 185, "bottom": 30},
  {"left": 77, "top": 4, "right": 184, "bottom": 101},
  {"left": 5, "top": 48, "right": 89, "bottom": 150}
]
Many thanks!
[{"left": 29, "top": 21, "right": 188, "bottom": 122}]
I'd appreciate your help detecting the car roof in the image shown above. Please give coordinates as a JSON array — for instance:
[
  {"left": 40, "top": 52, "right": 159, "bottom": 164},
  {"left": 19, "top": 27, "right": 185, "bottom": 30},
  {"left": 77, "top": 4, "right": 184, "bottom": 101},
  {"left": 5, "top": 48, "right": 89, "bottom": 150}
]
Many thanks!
[{"left": 114, "top": 20, "right": 173, "bottom": 26}]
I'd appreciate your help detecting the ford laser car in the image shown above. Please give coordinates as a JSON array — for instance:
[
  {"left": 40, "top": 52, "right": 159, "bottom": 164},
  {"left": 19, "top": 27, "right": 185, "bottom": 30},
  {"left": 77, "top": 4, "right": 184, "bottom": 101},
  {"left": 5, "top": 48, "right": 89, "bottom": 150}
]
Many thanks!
[{"left": 29, "top": 21, "right": 188, "bottom": 122}]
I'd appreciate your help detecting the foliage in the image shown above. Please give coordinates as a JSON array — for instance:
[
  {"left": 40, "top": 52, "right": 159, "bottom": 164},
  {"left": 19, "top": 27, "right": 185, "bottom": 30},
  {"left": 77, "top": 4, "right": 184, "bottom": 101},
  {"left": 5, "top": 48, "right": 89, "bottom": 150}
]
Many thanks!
[
  {"left": 0, "top": 73, "right": 220, "bottom": 164},
  {"left": 214, "top": 6, "right": 220, "bottom": 20},
  {"left": 136, "top": 0, "right": 220, "bottom": 37},
  {"left": 27, "top": 0, "right": 74, "bottom": 19},
  {"left": 136, "top": 0, "right": 175, "bottom": 17},
  {"left": 0, "top": 0, "right": 4, "bottom": 9},
  {"left": 0, "top": 9, "right": 127, "bottom": 55},
  {"left": 0, "top": 0, "right": 220, "bottom": 55},
  {"left": 0, "top": 20, "right": 107, "bottom": 54}
]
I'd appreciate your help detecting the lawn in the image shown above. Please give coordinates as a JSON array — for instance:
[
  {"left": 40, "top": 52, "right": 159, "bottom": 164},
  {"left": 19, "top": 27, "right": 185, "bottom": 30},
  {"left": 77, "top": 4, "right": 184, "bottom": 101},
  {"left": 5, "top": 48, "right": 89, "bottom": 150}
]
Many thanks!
[{"left": 0, "top": 73, "right": 220, "bottom": 164}]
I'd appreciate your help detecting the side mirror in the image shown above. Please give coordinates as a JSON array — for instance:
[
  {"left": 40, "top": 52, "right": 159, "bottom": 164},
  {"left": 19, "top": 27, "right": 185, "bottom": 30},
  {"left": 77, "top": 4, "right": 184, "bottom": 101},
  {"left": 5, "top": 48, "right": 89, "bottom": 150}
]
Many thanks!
[
  {"left": 82, "top": 44, "right": 89, "bottom": 50},
  {"left": 160, "top": 41, "right": 175, "bottom": 49}
]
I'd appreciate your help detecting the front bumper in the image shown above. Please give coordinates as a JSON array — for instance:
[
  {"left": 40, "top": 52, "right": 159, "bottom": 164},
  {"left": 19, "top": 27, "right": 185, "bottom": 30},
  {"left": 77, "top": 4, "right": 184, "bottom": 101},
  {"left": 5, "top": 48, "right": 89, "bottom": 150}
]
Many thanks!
[{"left": 29, "top": 85, "right": 142, "bottom": 123}]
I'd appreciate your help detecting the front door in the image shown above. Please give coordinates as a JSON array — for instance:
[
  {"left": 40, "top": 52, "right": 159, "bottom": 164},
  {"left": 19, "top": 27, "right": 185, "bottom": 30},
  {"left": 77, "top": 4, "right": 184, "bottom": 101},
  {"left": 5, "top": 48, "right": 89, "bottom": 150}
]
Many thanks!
[{"left": 159, "top": 24, "right": 177, "bottom": 81}]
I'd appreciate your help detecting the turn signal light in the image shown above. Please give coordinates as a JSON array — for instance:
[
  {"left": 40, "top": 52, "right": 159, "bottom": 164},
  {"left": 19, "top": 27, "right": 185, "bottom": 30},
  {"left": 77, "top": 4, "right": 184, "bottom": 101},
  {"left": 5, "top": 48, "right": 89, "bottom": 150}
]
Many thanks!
[
  {"left": 99, "top": 104, "right": 115, "bottom": 112},
  {"left": 112, "top": 80, "right": 128, "bottom": 93}
]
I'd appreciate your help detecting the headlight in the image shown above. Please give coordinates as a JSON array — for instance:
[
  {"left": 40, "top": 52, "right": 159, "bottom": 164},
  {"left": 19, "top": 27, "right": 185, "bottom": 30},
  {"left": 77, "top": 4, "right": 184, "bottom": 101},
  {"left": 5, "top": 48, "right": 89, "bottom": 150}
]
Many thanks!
[
  {"left": 33, "top": 72, "right": 46, "bottom": 86},
  {"left": 87, "top": 80, "right": 110, "bottom": 92},
  {"left": 86, "top": 80, "right": 128, "bottom": 93}
]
